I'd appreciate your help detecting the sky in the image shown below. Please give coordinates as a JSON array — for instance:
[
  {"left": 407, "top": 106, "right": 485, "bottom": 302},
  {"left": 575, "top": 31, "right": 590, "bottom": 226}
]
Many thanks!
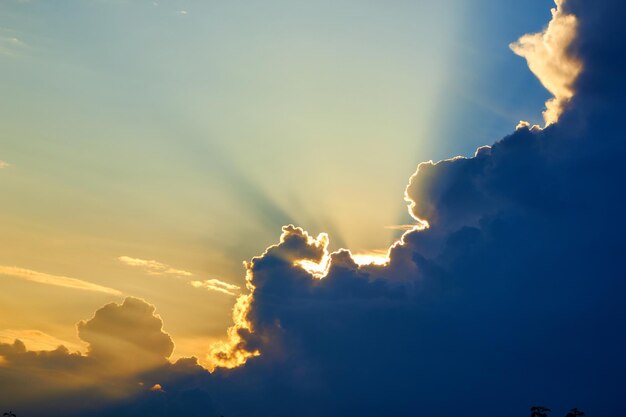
[
  {"left": 0, "top": 0, "right": 554, "bottom": 359},
  {"left": 3, "top": 0, "right": 626, "bottom": 416}
]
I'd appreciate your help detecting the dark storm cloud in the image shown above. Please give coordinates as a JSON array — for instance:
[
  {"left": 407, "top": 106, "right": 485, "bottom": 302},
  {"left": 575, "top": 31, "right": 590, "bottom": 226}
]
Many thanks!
[
  {"left": 200, "top": 0, "right": 626, "bottom": 414},
  {"left": 2, "top": 0, "right": 626, "bottom": 416}
]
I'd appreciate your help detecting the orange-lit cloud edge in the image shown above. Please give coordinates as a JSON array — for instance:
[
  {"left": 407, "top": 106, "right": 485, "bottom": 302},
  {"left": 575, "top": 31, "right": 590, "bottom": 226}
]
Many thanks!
[{"left": 0, "top": 0, "right": 582, "bottom": 377}]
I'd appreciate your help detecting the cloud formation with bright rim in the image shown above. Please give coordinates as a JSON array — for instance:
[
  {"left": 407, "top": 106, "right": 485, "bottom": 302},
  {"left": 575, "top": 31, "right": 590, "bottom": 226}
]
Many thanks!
[{"left": 510, "top": 0, "right": 582, "bottom": 126}]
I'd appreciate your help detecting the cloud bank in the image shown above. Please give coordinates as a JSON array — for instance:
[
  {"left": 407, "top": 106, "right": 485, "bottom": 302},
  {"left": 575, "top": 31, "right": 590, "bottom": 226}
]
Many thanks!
[{"left": 3, "top": 0, "right": 626, "bottom": 416}]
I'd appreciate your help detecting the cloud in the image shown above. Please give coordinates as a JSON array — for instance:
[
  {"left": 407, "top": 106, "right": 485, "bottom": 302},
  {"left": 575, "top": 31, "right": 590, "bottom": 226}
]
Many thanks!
[
  {"left": 118, "top": 256, "right": 240, "bottom": 297},
  {"left": 0, "top": 265, "right": 122, "bottom": 296},
  {"left": 190, "top": 279, "right": 241, "bottom": 296},
  {"left": 384, "top": 224, "right": 420, "bottom": 231},
  {"left": 0, "top": 297, "right": 178, "bottom": 414},
  {"left": 3, "top": 0, "right": 626, "bottom": 416},
  {"left": 118, "top": 256, "right": 193, "bottom": 277},
  {"left": 193, "top": 1, "right": 626, "bottom": 415},
  {"left": 510, "top": 0, "right": 582, "bottom": 126},
  {"left": 78, "top": 297, "right": 174, "bottom": 370},
  {"left": 0, "top": 329, "right": 84, "bottom": 352},
  {"left": 0, "top": 160, "right": 10, "bottom": 169},
  {"left": 0, "top": 34, "right": 25, "bottom": 56},
  {"left": 149, "top": 383, "right": 164, "bottom": 392}
]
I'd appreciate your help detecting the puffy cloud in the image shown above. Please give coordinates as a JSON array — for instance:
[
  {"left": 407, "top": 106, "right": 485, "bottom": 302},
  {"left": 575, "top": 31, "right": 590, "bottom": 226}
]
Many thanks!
[
  {"left": 0, "top": 160, "right": 10, "bottom": 169},
  {"left": 0, "top": 265, "right": 123, "bottom": 296},
  {"left": 77, "top": 297, "right": 174, "bottom": 371},
  {"left": 510, "top": 0, "right": 582, "bottom": 126},
  {"left": 0, "top": 297, "right": 177, "bottom": 415}
]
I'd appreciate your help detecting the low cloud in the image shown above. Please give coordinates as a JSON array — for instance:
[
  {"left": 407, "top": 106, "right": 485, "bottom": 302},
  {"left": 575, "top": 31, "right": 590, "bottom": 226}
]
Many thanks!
[
  {"left": 77, "top": 297, "right": 174, "bottom": 370},
  {"left": 0, "top": 297, "right": 179, "bottom": 414},
  {"left": 0, "top": 265, "right": 122, "bottom": 296},
  {"left": 0, "top": 160, "right": 10, "bottom": 169},
  {"left": 0, "top": 329, "right": 84, "bottom": 353}
]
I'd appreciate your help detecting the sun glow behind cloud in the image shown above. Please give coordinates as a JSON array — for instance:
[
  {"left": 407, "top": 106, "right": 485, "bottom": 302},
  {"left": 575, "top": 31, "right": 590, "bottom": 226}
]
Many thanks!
[{"left": 351, "top": 251, "right": 390, "bottom": 266}]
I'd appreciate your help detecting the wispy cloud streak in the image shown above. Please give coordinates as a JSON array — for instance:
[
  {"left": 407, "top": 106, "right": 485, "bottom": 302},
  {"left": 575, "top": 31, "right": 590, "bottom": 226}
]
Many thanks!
[
  {"left": 0, "top": 35, "right": 25, "bottom": 56},
  {"left": 0, "top": 266, "right": 122, "bottom": 296},
  {"left": 119, "top": 256, "right": 240, "bottom": 296},
  {"left": 190, "top": 279, "right": 241, "bottom": 296},
  {"left": 117, "top": 256, "right": 193, "bottom": 277}
]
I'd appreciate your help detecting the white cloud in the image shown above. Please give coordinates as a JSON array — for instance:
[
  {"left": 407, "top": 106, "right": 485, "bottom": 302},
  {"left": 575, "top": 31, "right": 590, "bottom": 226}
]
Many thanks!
[
  {"left": 510, "top": 0, "right": 582, "bottom": 126},
  {"left": 0, "top": 160, "right": 10, "bottom": 169},
  {"left": 0, "top": 265, "right": 122, "bottom": 296}
]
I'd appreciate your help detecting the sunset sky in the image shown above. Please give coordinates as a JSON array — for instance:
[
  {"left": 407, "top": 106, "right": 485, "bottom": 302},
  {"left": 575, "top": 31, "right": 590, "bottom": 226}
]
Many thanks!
[
  {"left": 0, "top": 0, "right": 552, "bottom": 359},
  {"left": 1, "top": 1, "right": 625, "bottom": 416}
]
